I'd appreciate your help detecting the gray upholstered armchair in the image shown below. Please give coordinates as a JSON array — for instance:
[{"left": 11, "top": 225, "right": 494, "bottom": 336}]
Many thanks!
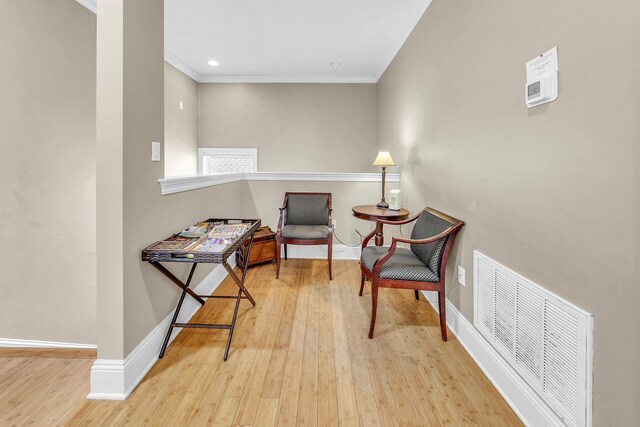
[
  {"left": 276, "top": 192, "right": 333, "bottom": 280},
  {"left": 359, "top": 207, "right": 464, "bottom": 340}
]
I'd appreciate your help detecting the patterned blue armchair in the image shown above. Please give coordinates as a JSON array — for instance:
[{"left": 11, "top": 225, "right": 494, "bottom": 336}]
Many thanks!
[{"left": 360, "top": 208, "right": 464, "bottom": 340}]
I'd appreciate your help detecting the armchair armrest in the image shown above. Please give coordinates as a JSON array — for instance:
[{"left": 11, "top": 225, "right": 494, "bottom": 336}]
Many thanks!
[
  {"left": 361, "top": 214, "right": 420, "bottom": 249},
  {"left": 277, "top": 196, "right": 288, "bottom": 234},
  {"left": 375, "top": 214, "right": 421, "bottom": 226},
  {"left": 277, "top": 210, "right": 284, "bottom": 234},
  {"left": 361, "top": 229, "right": 376, "bottom": 248},
  {"left": 391, "top": 221, "right": 464, "bottom": 246},
  {"left": 371, "top": 221, "right": 464, "bottom": 275}
]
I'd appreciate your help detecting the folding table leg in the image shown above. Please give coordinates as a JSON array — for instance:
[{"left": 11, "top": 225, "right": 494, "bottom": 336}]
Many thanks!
[
  {"left": 223, "top": 288, "right": 244, "bottom": 361},
  {"left": 223, "top": 263, "right": 256, "bottom": 307},
  {"left": 154, "top": 229, "right": 258, "bottom": 361},
  {"left": 150, "top": 261, "right": 205, "bottom": 305},
  {"left": 159, "top": 263, "right": 198, "bottom": 359},
  {"left": 221, "top": 232, "right": 256, "bottom": 360}
]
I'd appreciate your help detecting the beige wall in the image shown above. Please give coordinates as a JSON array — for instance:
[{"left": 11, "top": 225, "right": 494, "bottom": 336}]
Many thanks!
[
  {"left": 634, "top": 14, "right": 640, "bottom": 424},
  {"left": 0, "top": 0, "right": 97, "bottom": 344},
  {"left": 164, "top": 62, "right": 199, "bottom": 177},
  {"left": 243, "top": 181, "right": 399, "bottom": 246},
  {"left": 377, "top": 0, "right": 640, "bottom": 424},
  {"left": 198, "top": 84, "right": 377, "bottom": 172}
]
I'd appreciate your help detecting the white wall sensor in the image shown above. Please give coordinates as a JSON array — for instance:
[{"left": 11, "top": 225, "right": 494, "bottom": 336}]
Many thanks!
[
  {"left": 389, "top": 189, "right": 401, "bottom": 210},
  {"left": 526, "top": 72, "right": 558, "bottom": 108}
]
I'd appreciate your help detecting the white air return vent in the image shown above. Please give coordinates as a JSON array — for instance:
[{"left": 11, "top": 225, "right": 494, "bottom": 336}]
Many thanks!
[
  {"left": 474, "top": 251, "right": 593, "bottom": 427},
  {"left": 198, "top": 148, "right": 257, "bottom": 175}
]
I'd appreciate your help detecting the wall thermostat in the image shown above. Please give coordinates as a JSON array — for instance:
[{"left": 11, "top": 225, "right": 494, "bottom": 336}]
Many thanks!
[
  {"left": 389, "top": 189, "right": 401, "bottom": 210},
  {"left": 525, "top": 47, "right": 559, "bottom": 108},
  {"left": 525, "top": 72, "right": 558, "bottom": 108}
]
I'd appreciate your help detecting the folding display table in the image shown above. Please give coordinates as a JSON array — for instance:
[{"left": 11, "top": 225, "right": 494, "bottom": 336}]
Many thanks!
[{"left": 141, "top": 218, "right": 261, "bottom": 361}]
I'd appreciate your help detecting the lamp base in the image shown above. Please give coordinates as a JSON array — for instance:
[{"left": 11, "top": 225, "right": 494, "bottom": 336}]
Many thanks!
[{"left": 376, "top": 200, "right": 389, "bottom": 209}]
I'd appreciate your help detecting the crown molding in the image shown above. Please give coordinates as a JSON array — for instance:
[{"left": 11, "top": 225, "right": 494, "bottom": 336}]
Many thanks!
[
  {"left": 373, "top": 0, "right": 433, "bottom": 81},
  {"left": 164, "top": 50, "right": 202, "bottom": 82},
  {"left": 198, "top": 74, "right": 377, "bottom": 84},
  {"left": 75, "top": 0, "right": 96, "bottom": 14}
]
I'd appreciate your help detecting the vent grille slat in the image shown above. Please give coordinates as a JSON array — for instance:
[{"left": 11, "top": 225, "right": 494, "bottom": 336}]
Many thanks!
[
  {"left": 494, "top": 271, "right": 516, "bottom": 355},
  {"left": 474, "top": 251, "right": 592, "bottom": 427},
  {"left": 544, "top": 301, "right": 580, "bottom": 426},
  {"left": 475, "top": 258, "right": 495, "bottom": 337},
  {"left": 515, "top": 285, "right": 543, "bottom": 384}
]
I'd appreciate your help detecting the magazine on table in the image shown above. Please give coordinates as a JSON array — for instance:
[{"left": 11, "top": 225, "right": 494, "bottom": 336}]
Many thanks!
[
  {"left": 191, "top": 224, "right": 249, "bottom": 252},
  {"left": 146, "top": 238, "right": 199, "bottom": 251},
  {"left": 147, "top": 222, "right": 249, "bottom": 253},
  {"left": 208, "top": 224, "right": 248, "bottom": 239}
]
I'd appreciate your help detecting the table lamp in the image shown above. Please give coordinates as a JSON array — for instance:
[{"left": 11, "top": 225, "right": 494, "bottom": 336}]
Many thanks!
[{"left": 373, "top": 151, "right": 395, "bottom": 208}]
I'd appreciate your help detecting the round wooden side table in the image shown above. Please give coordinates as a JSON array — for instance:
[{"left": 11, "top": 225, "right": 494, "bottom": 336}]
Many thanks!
[{"left": 352, "top": 205, "right": 410, "bottom": 246}]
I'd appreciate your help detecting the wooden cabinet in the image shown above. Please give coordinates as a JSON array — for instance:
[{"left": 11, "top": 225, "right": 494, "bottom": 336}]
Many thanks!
[{"left": 236, "top": 226, "right": 276, "bottom": 269}]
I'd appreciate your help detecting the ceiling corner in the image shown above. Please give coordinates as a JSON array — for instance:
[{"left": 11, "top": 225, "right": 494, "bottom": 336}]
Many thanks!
[
  {"left": 75, "top": 0, "right": 97, "bottom": 14},
  {"left": 373, "top": 0, "right": 433, "bottom": 81},
  {"left": 164, "top": 51, "right": 202, "bottom": 82}
]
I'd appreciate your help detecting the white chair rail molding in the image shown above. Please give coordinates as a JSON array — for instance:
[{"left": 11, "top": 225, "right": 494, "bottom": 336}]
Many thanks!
[{"left": 158, "top": 171, "right": 401, "bottom": 195}]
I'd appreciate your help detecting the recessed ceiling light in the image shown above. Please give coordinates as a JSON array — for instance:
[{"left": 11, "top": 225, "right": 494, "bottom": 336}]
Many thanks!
[
  {"left": 208, "top": 59, "right": 219, "bottom": 67},
  {"left": 330, "top": 61, "right": 342, "bottom": 68}
]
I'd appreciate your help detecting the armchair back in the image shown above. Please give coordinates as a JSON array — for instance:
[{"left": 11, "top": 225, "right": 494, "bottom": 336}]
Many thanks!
[
  {"left": 410, "top": 212, "right": 455, "bottom": 278},
  {"left": 285, "top": 194, "right": 331, "bottom": 225}
]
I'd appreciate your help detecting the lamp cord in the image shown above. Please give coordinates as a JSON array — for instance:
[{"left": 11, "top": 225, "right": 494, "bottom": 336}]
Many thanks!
[
  {"left": 333, "top": 225, "right": 404, "bottom": 249},
  {"left": 333, "top": 229, "right": 365, "bottom": 248}
]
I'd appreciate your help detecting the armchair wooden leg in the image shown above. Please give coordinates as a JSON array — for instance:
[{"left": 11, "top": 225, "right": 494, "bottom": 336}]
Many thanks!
[
  {"left": 368, "top": 283, "right": 379, "bottom": 339},
  {"left": 276, "top": 236, "right": 282, "bottom": 279},
  {"left": 284, "top": 244, "right": 287, "bottom": 260},
  {"left": 328, "top": 239, "right": 333, "bottom": 281},
  {"left": 414, "top": 290, "right": 420, "bottom": 300},
  {"left": 438, "top": 290, "right": 447, "bottom": 341},
  {"left": 359, "top": 273, "right": 365, "bottom": 296}
]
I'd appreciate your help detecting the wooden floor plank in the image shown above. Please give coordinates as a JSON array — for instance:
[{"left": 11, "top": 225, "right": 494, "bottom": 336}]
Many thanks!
[
  {"left": 254, "top": 397, "right": 279, "bottom": 427},
  {"left": 0, "top": 348, "right": 96, "bottom": 359},
  {"left": 16, "top": 359, "right": 93, "bottom": 426},
  {"left": 274, "top": 265, "right": 310, "bottom": 426},
  {"left": 232, "top": 269, "right": 289, "bottom": 426},
  {"left": 295, "top": 268, "right": 320, "bottom": 427},
  {"left": 316, "top": 279, "right": 339, "bottom": 427},
  {"left": 260, "top": 264, "right": 301, "bottom": 399},
  {"left": 0, "top": 357, "right": 28, "bottom": 385},
  {"left": 0, "top": 260, "right": 521, "bottom": 427},
  {"left": 329, "top": 269, "right": 361, "bottom": 427}
]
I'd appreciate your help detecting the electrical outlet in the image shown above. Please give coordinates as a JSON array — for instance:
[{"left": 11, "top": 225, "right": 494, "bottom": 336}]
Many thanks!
[
  {"left": 457, "top": 266, "right": 466, "bottom": 286},
  {"left": 331, "top": 219, "right": 337, "bottom": 230}
]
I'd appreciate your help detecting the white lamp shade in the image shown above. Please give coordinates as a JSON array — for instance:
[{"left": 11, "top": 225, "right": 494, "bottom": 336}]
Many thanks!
[{"left": 373, "top": 151, "right": 395, "bottom": 167}]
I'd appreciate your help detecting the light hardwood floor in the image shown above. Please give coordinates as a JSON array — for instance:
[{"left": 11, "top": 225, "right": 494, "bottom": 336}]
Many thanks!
[{"left": 2, "top": 260, "right": 522, "bottom": 426}]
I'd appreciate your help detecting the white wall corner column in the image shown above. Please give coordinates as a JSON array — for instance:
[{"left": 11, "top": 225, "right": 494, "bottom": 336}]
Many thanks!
[
  {"left": 96, "top": 0, "right": 125, "bottom": 364},
  {"left": 92, "top": 0, "right": 164, "bottom": 398}
]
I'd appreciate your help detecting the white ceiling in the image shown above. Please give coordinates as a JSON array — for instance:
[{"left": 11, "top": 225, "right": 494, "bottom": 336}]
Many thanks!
[{"left": 77, "top": 0, "right": 432, "bottom": 83}]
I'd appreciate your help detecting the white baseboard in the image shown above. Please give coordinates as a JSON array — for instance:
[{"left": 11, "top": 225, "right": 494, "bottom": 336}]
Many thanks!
[
  {"left": 422, "top": 291, "right": 563, "bottom": 427},
  {"left": 285, "top": 243, "right": 360, "bottom": 260},
  {"left": 88, "top": 259, "right": 235, "bottom": 400},
  {"left": 0, "top": 338, "right": 97, "bottom": 349}
]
